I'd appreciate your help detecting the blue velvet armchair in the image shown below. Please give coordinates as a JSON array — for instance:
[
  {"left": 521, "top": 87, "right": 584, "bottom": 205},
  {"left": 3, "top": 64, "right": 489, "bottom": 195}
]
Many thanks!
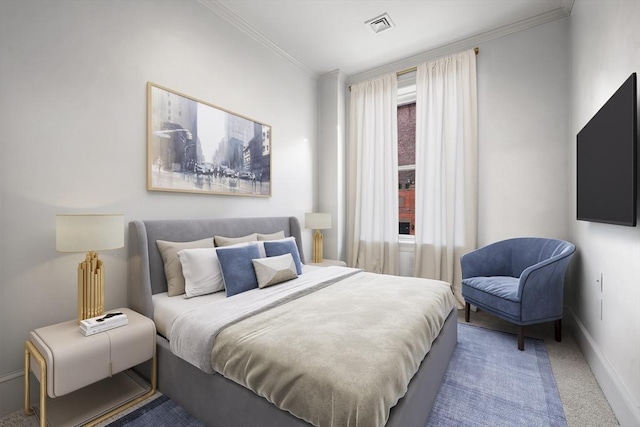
[{"left": 461, "top": 238, "right": 575, "bottom": 351}]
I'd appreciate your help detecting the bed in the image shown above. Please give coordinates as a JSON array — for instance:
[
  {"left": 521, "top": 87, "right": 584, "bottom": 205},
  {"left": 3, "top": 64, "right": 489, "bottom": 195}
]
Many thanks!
[{"left": 128, "top": 216, "right": 457, "bottom": 427}]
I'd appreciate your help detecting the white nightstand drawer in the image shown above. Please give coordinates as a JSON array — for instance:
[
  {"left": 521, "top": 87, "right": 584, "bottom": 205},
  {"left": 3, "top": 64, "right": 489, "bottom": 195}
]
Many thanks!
[
  {"left": 30, "top": 329, "right": 109, "bottom": 398},
  {"left": 108, "top": 317, "right": 155, "bottom": 375}
]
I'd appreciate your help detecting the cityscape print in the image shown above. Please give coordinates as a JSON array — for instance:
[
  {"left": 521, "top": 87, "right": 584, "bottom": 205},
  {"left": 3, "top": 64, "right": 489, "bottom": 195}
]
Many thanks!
[{"left": 147, "top": 83, "right": 271, "bottom": 196}]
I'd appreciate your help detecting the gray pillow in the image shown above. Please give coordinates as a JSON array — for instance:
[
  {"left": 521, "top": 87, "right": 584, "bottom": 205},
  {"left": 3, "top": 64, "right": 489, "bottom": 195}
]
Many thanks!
[
  {"left": 156, "top": 238, "right": 214, "bottom": 296},
  {"left": 252, "top": 254, "right": 298, "bottom": 288},
  {"left": 257, "top": 231, "right": 286, "bottom": 241},
  {"left": 214, "top": 233, "right": 258, "bottom": 247}
]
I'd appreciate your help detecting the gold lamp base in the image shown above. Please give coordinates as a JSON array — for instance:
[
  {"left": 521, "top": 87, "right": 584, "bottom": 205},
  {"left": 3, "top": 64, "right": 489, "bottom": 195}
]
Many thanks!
[
  {"left": 77, "top": 251, "right": 105, "bottom": 324},
  {"left": 312, "top": 229, "right": 324, "bottom": 264}
]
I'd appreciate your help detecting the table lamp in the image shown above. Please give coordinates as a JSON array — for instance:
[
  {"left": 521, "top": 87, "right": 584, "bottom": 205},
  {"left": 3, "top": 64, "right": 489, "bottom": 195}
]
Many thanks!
[
  {"left": 56, "top": 214, "right": 124, "bottom": 324},
  {"left": 305, "top": 213, "right": 331, "bottom": 263}
]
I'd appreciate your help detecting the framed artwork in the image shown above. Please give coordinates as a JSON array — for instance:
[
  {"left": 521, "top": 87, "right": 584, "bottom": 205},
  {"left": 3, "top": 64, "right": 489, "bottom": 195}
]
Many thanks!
[{"left": 147, "top": 82, "right": 271, "bottom": 197}]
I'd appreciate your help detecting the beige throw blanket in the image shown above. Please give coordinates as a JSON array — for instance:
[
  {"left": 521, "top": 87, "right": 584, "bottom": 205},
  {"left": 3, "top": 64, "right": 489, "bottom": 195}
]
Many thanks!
[
  {"left": 212, "top": 271, "right": 455, "bottom": 427},
  {"left": 171, "top": 267, "right": 361, "bottom": 373}
]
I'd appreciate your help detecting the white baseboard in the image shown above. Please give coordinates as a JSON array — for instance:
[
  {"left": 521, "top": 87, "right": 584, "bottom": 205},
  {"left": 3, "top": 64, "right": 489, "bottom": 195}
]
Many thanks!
[
  {"left": 0, "top": 369, "right": 25, "bottom": 417},
  {"left": 567, "top": 307, "right": 640, "bottom": 426}
]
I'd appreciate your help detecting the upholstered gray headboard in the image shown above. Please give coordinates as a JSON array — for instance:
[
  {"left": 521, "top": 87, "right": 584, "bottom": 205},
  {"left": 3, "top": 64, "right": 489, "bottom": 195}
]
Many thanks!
[{"left": 127, "top": 216, "right": 305, "bottom": 319}]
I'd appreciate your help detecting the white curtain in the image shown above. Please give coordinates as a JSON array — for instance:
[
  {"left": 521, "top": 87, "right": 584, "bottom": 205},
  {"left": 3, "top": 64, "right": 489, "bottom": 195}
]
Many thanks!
[
  {"left": 347, "top": 73, "right": 399, "bottom": 274},
  {"left": 414, "top": 49, "right": 478, "bottom": 307}
]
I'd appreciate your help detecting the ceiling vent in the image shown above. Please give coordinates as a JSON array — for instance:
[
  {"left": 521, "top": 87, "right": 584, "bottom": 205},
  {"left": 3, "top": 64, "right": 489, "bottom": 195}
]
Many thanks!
[{"left": 365, "top": 13, "right": 395, "bottom": 34}]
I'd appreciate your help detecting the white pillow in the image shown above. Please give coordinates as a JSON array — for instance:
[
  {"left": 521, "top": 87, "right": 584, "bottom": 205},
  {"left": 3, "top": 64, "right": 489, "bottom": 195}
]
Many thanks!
[
  {"left": 156, "top": 238, "right": 214, "bottom": 296},
  {"left": 177, "top": 248, "right": 224, "bottom": 298},
  {"left": 252, "top": 253, "right": 298, "bottom": 289}
]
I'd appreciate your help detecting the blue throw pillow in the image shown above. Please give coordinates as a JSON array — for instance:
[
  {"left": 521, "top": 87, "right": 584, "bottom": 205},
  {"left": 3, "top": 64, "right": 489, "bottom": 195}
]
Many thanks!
[
  {"left": 216, "top": 243, "right": 261, "bottom": 297},
  {"left": 263, "top": 237, "right": 303, "bottom": 275}
]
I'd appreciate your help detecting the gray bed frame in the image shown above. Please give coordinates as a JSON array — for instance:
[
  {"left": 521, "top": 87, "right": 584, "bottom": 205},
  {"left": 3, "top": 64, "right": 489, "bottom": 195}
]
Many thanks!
[{"left": 128, "top": 216, "right": 457, "bottom": 427}]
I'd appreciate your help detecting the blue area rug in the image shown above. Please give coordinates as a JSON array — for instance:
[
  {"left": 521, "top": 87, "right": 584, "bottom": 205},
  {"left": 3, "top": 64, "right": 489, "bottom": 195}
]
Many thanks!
[
  {"left": 108, "top": 323, "right": 566, "bottom": 427},
  {"left": 106, "top": 395, "right": 203, "bottom": 427},
  {"left": 427, "top": 323, "right": 567, "bottom": 427}
]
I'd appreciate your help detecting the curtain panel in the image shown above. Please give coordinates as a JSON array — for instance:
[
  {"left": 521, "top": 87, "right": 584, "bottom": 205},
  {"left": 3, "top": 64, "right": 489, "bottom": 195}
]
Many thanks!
[
  {"left": 414, "top": 49, "right": 478, "bottom": 307},
  {"left": 347, "top": 73, "right": 399, "bottom": 274}
]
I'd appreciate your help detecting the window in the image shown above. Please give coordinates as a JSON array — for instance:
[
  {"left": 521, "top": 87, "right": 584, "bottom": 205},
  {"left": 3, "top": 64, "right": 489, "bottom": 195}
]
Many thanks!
[{"left": 398, "top": 78, "right": 417, "bottom": 235}]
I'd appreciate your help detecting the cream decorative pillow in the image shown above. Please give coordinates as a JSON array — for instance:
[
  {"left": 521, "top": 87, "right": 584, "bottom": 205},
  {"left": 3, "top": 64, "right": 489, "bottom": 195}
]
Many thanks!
[
  {"left": 177, "top": 248, "right": 224, "bottom": 298},
  {"left": 252, "top": 253, "right": 298, "bottom": 289},
  {"left": 156, "top": 238, "right": 214, "bottom": 296},
  {"left": 214, "top": 233, "right": 258, "bottom": 247},
  {"left": 257, "top": 231, "right": 286, "bottom": 241}
]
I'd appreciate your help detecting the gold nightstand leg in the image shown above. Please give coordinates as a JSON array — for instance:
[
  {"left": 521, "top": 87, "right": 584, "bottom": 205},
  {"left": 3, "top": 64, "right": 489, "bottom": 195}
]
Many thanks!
[
  {"left": 24, "top": 344, "right": 30, "bottom": 416},
  {"left": 24, "top": 341, "right": 47, "bottom": 427}
]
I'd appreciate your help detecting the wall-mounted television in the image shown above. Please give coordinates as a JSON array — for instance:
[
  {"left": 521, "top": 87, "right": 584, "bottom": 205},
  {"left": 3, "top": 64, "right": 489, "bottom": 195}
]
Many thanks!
[{"left": 577, "top": 73, "right": 637, "bottom": 226}]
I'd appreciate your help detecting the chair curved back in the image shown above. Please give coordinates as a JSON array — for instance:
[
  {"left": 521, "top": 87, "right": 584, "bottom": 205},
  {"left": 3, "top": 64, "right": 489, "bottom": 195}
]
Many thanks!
[
  {"left": 461, "top": 238, "right": 575, "bottom": 279},
  {"left": 507, "top": 238, "right": 575, "bottom": 279}
]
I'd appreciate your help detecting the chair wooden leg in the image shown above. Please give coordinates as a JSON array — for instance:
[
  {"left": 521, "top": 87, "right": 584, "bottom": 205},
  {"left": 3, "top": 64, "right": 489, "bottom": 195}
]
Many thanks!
[
  {"left": 555, "top": 319, "right": 562, "bottom": 342},
  {"left": 517, "top": 326, "right": 524, "bottom": 351},
  {"left": 465, "top": 302, "right": 470, "bottom": 322}
]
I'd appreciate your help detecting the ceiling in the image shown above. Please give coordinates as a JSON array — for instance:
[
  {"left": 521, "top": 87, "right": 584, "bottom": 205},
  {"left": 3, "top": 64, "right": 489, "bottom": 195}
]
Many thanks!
[{"left": 200, "top": 0, "right": 573, "bottom": 78}]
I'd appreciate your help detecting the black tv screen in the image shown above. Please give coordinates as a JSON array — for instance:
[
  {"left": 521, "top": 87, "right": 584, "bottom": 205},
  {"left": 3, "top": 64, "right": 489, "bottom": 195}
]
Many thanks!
[{"left": 577, "top": 73, "right": 637, "bottom": 226}]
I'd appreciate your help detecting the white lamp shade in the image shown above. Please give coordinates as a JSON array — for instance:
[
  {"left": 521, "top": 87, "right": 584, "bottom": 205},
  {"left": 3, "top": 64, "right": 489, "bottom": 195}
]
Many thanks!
[
  {"left": 56, "top": 214, "right": 124, "bottom": 252},
  {"left": 305, "top": 213, "right": 331, "bottom": 230}
]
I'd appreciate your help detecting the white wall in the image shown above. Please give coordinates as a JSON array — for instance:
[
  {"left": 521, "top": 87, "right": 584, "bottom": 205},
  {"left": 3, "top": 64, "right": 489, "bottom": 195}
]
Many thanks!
[
  {"left": 0, "top": 0, "right": 317, "bottom": 415},
  {"left": 569, "top": 1, "right": 640, "bottom": 425},
  {"left": 476, "top": 18, "right": 571, "bottom": 245}
]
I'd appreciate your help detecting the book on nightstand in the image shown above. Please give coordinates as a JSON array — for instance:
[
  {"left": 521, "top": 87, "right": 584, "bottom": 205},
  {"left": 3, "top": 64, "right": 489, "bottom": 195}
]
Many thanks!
[{"left": 79, "top": 312, "right": 128, "bottom": 336}]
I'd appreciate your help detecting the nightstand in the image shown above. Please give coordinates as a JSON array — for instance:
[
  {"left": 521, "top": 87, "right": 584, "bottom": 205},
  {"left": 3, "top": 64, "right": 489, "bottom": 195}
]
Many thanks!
[
  {"left": 24, "top": 308, "right": 156, "bottom": 427},
  {"left": 307, "top": 259, "right": 347, "bottom": 267}
]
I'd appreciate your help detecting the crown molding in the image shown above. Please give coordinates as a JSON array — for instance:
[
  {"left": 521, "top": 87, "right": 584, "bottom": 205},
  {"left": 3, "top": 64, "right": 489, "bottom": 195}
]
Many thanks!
[
  {"left": 197, "top": 0, "right": 318, "bottom": 78},
  {"left": 347, "top": 4, "right": 574, "bottom": 85},
  {"left": 319, "top": 69, "right": 348, "bottom": 83},
  {"left": 562, "top": 0, "right": 575, "bottom": 15}
]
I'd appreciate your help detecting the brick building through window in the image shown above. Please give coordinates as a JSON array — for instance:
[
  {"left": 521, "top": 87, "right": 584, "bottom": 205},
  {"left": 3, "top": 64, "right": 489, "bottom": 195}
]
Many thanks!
[{"left": 398, "top": 102, "right": 416, "bottom": 235}]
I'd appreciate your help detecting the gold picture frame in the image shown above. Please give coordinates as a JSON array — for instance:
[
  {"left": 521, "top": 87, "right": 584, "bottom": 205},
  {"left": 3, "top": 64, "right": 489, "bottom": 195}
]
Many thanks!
[{"left": 147, "top": 82, "right": 271, "bottom": 197}]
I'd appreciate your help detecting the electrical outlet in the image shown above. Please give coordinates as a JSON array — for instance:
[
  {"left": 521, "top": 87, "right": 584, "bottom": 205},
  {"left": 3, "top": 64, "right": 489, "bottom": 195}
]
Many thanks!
[
  {"left": 600, "top": 299, "right": 603, "bottom": 321},
  {"left": 596, "top": 273, "right": 603, "bottom": 293},
  {"left": 600, "top": 273, "right": 603, "bottom": 292}
]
